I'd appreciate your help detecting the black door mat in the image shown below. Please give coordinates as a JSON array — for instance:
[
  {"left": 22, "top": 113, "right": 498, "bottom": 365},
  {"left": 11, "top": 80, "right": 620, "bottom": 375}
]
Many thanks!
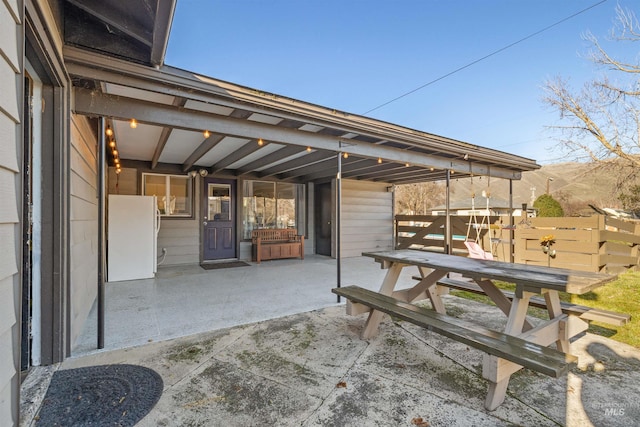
[
  {"left": 36, "top": 364, "right": 163, "bottom": 426},
  {"left": 201, "top": 261, "right": 250, "bottom": 270}
]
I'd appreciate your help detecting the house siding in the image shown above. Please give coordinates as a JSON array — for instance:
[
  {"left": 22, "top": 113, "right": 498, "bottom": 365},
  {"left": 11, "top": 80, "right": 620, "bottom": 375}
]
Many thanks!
[
  {"left": 341, "top": 180, "right": 393, "bottom": 258},
  {"left": 69, "top": 115, "right": 98, "bottom": 348},
  {"left": 0, "top": 0, "right": 22, "bottom": 424},
  {"left": 108, "top": 168, "right": 200, "bottom": 266}
]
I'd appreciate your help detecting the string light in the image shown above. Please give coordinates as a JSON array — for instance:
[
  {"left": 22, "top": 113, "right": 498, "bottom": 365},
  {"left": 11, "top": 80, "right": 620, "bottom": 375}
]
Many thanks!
[
  {"left": 377, "top": 157, "right": 382, "bottom": 164},
  {"left": 258, "top": 138, "right": 264, "bottom": 146},
  {"left": 105, "top": 125, "right": 113, "bottom": 137},
  {"left": 130, "top": 118, "right": 138, "bottom": 129},
  {"left": 405, "top": 162, "right": 410, "bottom": 167},
  {"left": 343, "top": 152, "right": 348, "bottom": 159},
  {"left": 306, "top": 146, "right": 312, "bottom": 152},
  {"left": 109, "top": 140, "right": 116, "bottom": 148},
  {"left": 204, "top": 130, "right": 210, "bottom": 138}
]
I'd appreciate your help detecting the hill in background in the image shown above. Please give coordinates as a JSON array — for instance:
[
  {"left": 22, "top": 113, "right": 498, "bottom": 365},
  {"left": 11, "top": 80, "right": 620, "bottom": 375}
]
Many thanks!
[{"left": 447, "top": 162, "right": 622, "bottom": 214}]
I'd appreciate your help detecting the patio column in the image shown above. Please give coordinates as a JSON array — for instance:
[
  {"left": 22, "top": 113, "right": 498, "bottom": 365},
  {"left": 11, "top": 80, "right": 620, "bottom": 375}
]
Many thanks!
[
  {"left": 509, "top": 179, "right": 514, "bottom": 263},
  {"left": 336, "top": 151, "right": 342, "bottom": 302},
  {"left": 98, "top": 117, "right": 106, "bottom": 349},
  {"left": 445, "top": 169, "right": 452, "bottom": 254}
]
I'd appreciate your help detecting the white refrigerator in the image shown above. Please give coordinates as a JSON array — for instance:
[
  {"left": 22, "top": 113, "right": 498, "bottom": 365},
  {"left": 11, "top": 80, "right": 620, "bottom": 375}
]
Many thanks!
[{"left": 108, "top": 195, "right": 160, "bottom": 282}]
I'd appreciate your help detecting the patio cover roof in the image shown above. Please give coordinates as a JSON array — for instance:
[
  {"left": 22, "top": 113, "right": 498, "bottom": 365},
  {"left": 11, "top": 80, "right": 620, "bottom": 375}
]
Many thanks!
[{"left": 63, "top": 0, "right": 541, "bottom": 185}]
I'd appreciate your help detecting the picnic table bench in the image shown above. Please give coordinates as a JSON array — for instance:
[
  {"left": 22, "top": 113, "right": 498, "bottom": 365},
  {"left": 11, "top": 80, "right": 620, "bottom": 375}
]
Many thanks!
[
  {"left": 334, "top": 249, "right": 620, "bottom": 410},
  {"left": 420, "top": 276, "right": 631, "bottom": 326},
  {"left": 251, "top": 229, "right": 304, "bottom": 264}
]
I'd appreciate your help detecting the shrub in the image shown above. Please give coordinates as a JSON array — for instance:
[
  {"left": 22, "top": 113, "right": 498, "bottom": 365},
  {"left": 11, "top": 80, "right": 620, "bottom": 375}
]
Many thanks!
[{"left": 534, "top": 194, "right": 564, "bottom": 217}]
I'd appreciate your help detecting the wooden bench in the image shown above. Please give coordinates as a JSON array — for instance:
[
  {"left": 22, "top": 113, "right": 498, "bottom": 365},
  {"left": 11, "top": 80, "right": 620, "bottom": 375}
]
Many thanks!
[
  {"left": 251, "top": 229, "right": 304, "bottom": 264},
  {"left": 332, "top": 285, "right": 577, "bottom": 410},
  {"left": 417, "top": 276, "right": 631, "bottom": 326}
]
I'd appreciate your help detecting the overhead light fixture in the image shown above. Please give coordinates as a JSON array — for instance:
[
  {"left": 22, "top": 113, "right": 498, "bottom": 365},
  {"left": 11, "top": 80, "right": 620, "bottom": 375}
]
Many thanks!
[
  {"left": 257, "top": 138, "right": 264, "bottom": 146},
  {"left": 189, "top": 170, "right": 198, "bottom": 178},
  {"left": 130, "top": 118, "right": 138, "bottom": 129},
  {"left": 204, "top": 130, "right": 210, "bottom": 138},
  {"left": 105, "top": 125, "right": 113, "bottom": 137},
  {"left": 199, "top": 169, "right": 209, "bottom": 177},
  {"left": 463, "top": 153, "right": 469, "bottom": 160}
]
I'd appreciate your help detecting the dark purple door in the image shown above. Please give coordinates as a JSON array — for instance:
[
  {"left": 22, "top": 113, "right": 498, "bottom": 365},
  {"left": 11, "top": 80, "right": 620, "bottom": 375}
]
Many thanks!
[{"left": 202, "top": 178, "right": 236, "bottom": 260}]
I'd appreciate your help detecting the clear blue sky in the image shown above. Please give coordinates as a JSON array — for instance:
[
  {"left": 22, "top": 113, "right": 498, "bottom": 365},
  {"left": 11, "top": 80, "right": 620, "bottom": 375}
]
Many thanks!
[{"left": 165, "top": 0, "right": 633, "bottom": 165}]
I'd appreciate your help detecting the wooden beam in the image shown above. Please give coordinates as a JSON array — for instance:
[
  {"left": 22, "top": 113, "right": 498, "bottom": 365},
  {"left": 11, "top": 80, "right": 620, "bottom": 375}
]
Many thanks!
[
  {"left": 211, "top": 141, "right": 265, "bottom": 173},
  {"left": 236, "top": 145, "right": 306, "bottom": 175},
  {"left": 182, "top": 133, "right": 225, "bottom": 172},
  {"left": 258, "top": 151, "right": 335, "bottom": 177},
  {"left": 151, "top": 127, "right": 172, "bottom": 169},
  {"left": 151, "top": 97, "right": 186, "bottom": 169}
]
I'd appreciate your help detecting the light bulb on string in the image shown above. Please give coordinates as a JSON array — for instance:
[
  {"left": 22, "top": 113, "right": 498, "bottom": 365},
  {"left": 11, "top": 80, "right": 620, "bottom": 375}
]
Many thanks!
[{"left": 130, "top": 118, "right": 138, "bottom": 129}]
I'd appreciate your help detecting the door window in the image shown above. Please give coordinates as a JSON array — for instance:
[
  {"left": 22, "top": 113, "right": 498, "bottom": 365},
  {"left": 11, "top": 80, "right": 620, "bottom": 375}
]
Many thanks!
[{"left": 208, "top": 184, "right": 231, "bottom": 221}]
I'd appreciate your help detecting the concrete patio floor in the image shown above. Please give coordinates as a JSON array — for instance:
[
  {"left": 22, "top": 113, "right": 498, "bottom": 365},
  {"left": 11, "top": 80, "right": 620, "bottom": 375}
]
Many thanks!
[{"left": 21, "top": 256, "right": 640, "bottom": 426}]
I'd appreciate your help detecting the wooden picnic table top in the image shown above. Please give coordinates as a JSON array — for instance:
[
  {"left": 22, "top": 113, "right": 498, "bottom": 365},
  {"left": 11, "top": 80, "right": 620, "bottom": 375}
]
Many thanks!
[{"left": 362, "top": 249, "right": 616, "bottom": 295}]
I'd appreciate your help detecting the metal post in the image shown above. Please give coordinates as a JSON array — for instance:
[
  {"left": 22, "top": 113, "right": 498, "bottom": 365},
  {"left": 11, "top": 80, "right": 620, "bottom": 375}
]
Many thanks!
[
  {"left": 97, "top": 118, "right": 106, "bottom": 349},
  {"left": 445, "top": 169, "right": 452, "bottom": 254},
  {"left": 336, "top": 152, "right": 342, "bottom": 303},
  {"left": 509, "top": 179, "right": 515, "bottom": 263}
]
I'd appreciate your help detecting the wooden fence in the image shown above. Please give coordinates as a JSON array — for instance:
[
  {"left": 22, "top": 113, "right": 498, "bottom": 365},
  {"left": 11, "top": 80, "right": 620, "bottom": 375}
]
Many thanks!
[
  {"left": 395, "top": 215, "right": 503, "bottom": 256},
  {"left": 515, "top": 215, "right": 640, "bottom": 273}
]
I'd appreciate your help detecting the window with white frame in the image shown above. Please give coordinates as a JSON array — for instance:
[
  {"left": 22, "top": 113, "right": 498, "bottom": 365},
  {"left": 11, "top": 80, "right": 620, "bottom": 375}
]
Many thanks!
[{"left": 142, "top": 173, "right": 193, "bottom": 217}]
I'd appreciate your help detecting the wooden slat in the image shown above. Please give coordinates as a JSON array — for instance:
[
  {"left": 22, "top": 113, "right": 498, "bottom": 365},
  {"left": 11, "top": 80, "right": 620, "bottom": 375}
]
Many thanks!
[
  {"left": 364, "top": 249, "right": 614, "bottom": 294},
  {"left": 433, "top": 277, "right": 630, "bottom": 326},
  {"left": 333, "top": 286, "right": 576, "bottom": 378}
]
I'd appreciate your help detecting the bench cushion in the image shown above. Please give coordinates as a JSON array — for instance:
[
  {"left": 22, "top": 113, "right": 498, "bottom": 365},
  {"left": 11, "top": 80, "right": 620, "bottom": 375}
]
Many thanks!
[{"left": 333, "top": 285, "right": 576, "bottom": 378}]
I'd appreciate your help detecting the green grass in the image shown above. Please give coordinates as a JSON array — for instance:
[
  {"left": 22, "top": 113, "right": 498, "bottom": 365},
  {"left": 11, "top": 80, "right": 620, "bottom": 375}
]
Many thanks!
[{"left": 451, "top": 270, "right": 640, "bottom": 348}]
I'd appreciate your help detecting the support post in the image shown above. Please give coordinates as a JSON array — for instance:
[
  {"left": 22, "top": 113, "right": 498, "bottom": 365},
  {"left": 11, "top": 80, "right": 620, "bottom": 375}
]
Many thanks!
[
  {"left": 336, "top": 152, "right": 342, "bottom": 302},
  {"left": 97, "top": 118, "right": 106, "bottom": 349},
  {"left": 445, "top": 169, "right": 452, "bottom": 254},
  {"left": 509, "top": 179, "right": 514, "bottom": 263}
]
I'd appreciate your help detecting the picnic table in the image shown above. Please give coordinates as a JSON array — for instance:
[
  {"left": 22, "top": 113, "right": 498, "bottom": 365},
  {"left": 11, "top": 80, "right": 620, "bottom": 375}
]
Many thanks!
[{"left": 333, "top": 249, "right": 620, "bottom": 410}]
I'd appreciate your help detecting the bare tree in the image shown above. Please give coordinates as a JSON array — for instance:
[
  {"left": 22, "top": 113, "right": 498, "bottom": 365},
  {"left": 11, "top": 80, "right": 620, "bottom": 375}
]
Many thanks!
[
  {"left": 543, "top": 5, "right": 640, "bottom": 178},
  {"left": 395, "top": 182, "right": 445, "bottom": 214}
]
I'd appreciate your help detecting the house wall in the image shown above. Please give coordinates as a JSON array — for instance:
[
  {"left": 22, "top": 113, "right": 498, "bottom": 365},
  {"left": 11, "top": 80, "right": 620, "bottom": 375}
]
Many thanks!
[
  {"left": 0, "top": 0, "right": 22, "bottom": 424},
  {"left": 107, "top": 167, "right": 200, "bottom": 266},
  {"left": 340, "top": 180, "right": 393, "bottom": 258},
  {"left": 69, "top": 115, "right": 98, "bottom": 347}
]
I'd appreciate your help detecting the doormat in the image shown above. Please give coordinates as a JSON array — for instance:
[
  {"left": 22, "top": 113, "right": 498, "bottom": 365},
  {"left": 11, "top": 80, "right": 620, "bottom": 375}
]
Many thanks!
[
  {"left": 36, "top": 364, "right": 163, "bottom": 426},
  {"left": 201, "top": 260, "right": 250, "bottom": 270}
]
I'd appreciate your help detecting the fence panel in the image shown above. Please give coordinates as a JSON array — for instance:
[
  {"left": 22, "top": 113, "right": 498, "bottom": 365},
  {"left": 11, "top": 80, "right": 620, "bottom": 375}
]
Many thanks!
[{"left": 514, "top": 215, "right": 640, "bottom": 273}]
